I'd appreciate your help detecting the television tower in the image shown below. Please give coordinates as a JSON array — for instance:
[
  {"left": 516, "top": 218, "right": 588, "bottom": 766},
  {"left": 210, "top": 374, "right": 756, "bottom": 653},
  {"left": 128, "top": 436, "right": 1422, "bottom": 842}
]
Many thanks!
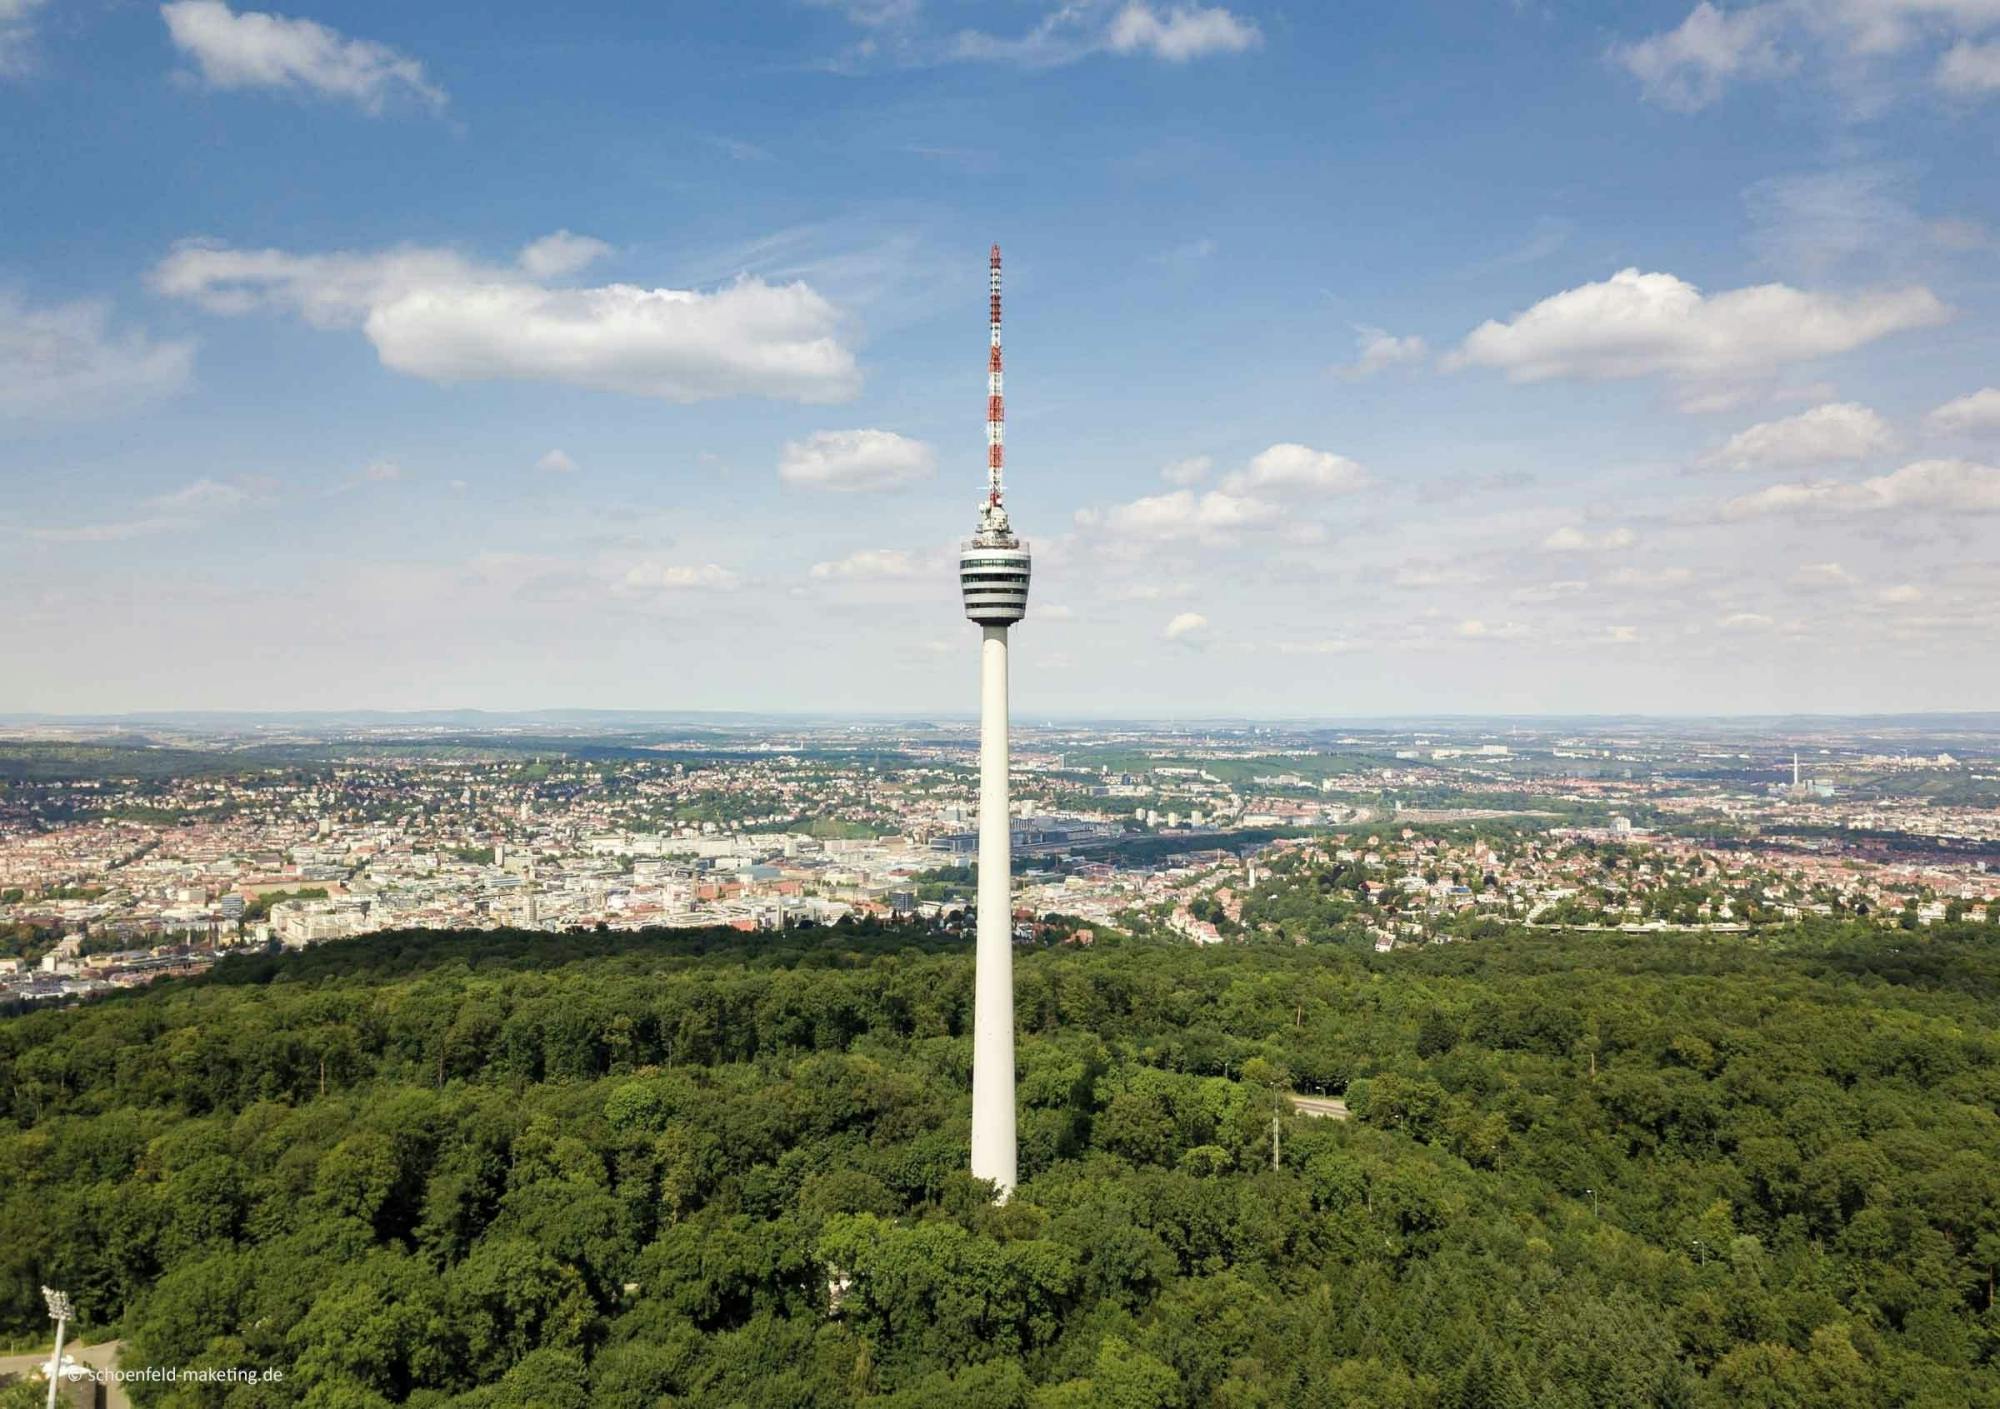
[{"left": 961, "top": 244, "right": 1030, "bottom": 1197}]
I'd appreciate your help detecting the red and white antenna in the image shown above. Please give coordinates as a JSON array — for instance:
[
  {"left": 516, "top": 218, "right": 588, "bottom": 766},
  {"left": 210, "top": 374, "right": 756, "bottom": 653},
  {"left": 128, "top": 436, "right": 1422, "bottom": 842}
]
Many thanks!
[{"left": 987, "top": 243, "right": 1004, "bottom": 511}]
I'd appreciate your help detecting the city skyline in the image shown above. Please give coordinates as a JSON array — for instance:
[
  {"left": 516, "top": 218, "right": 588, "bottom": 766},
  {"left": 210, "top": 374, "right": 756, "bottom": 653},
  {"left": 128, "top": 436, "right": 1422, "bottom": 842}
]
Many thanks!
[{"left": 4, "top": 2, "right": 2000, "bottom": 716}]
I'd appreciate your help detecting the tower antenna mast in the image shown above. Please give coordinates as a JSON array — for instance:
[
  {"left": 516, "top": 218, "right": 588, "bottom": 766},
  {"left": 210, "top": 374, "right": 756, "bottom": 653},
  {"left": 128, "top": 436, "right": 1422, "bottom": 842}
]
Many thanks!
[{"left": 982, "top": 244, "right": 1010, "bottom": 533}]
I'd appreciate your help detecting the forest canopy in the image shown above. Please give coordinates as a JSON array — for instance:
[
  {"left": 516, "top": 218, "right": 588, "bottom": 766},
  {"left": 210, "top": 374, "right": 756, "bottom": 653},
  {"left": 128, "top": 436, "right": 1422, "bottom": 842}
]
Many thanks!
[{"left": 4, "top": 920, "right": 2000, "bottom": 1407}]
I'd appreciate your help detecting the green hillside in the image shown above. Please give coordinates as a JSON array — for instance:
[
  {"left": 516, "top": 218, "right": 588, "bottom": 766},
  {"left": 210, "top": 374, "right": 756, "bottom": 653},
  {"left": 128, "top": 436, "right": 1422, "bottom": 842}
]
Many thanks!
[{"left": 4, "top": 921, "right": 2000, "bottom": 1407}]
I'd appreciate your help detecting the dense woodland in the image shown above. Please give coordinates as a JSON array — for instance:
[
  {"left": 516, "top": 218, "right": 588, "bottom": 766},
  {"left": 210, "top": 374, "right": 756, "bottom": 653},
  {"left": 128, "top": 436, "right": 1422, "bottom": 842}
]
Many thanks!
[{"left": 4, "top": 920, "right": 2000, "bottom": 1407}]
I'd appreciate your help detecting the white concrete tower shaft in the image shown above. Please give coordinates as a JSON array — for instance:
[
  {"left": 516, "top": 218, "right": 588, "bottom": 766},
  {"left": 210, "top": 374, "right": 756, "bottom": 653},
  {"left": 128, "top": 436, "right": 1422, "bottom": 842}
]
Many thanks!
[
  {"left": 960, "top": 243, "right": 1028, "bottom": 1197},
  {"left": 971, "top": 623, "right": 1016, "bottom": 1193}
]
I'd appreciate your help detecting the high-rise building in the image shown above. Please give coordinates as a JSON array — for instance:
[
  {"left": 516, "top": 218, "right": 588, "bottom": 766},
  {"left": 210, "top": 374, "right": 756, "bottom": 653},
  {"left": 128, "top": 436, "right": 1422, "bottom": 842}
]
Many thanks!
[{"left": 960, "top": 244, "right": 1030, "bottom": 1198}]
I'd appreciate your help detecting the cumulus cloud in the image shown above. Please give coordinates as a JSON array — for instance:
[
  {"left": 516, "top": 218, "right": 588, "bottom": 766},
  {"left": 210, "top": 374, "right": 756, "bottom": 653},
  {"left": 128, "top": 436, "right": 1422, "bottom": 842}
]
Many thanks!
[
  {"left": 151, "top": 237, "right": 861, "bottom": 404},
  {"left": 1457, "top": 619, "right": 1531, "bottom": 641},
  {"left": 1077, "top": 443, "right": 1369, "bottom": 550},
  {"left": 1219, "top": 443, "right": 1370, "bottom": 497},
  {"left": 1450, "top": 268, "right": 1948, "bottom": 389},
  {"left": 1077, "top": 488, "right": 1279, "bottom": 544},
  {"left": 1614, "top": 1, "right": 2000, "bottom": 107},
  {"left": 779, "top": 428, "right": 935, "bottom": 491},
  {"left": 1719, "top": 458, "right": 2000, "bottom": 518},
  {"left": 809, "top": 547, "right": 927, "bottom": 580},
  {"left": 517, "top": 231, "right": 612, "bottom": 280},
  {"left": 1542, "top": 525, "right": 1638, "bottom": 553},
  {"left": 1611, "top": 2, "right": 1793, "bottom": 110},
  {"left": 1939, "top": 39, "right": 2000, "bottom": 91},
  {"left": 1164, "top": 611, "right": 1209, "bottom": 641},
  {"left": 1930, "top": 387, "right": 2000, "bottom": 435},
  {"left": 950, "top": 0, "right": 1257, "bottom": 66},
  {"left": 1789, "top": 560, "right": 1859, "bottom": 589},
  {"left": 0, "top": 292, "right": 195, "bottom": 421},
  {"left": 160, "top": 0, "right": 445, "bottom": 113},
  {"left": 1719, "top": 611, "right": 1777, "bottom": 632},
  {"left": 1699, "top": 402, "right": 1896, "bottom": 470},
  {"left": 1335, "top": 325, "right": 1429, "bottom": 379},
  {"left": 1604, "top": 565, "right": 1695, "bottom": 588},
  {"left": 1878, "top": 582, "right": 1925, "bottom": 604},
  {"left": 1106, "top": 3, "right": 1260, "bottom": 62},
  {"left": 1160, "top": 454, "right": 1212, "bottom": 485},
  {"left": 536, "top": 448, "right": 579, "bottom": 474},
  {"left": 616, "top": 560, "right": 741, "bottom": 593}
]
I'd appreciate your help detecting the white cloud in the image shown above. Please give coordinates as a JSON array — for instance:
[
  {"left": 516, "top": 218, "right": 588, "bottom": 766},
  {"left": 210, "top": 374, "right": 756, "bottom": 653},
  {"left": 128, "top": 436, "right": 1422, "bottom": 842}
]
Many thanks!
[
  {"left": 1744, "top": 166, "right": 1979, "bottom": 281},
  {"left": 808, "top": 0, "right": 923, "bottom": 27},
  {"left": 809, "top": 547, "right": 927, "bottom": 580},
  {"left": 517, "top": 231, "right": 612, "bottom": 280},
  {"left": 1930, "top": 387, "right": 2000, "bottom": 435},
  {"left": 950, "top": 0, "right": 1257, "bottom": 67},
  {"left": 1219, "top": 443, "right": 1370, "bottom": 497},
  {"left": 1615, "top": 2, "right": 2000, "bottom": 106},
  {"left": 152, "top": 238, "right": 861, "bottom": 404},
  {"left": 1604, "top": 565, "right": 1695, "bottom": 588},
  {"left": 160, "top": 0, "right": 445, "bottom": 113},
  {"left": 1700, "top": 402, "right": 1896, "bottom": 470},
  {"left": 1335, "top": 325, "right": 1429, "bottom": 379},
  {"left": 616, "top": 560, "right": 740, "bottom": 593},
  {"left": 1160, "top": 454, "right": 1212, "bottom": 485},
  {"left": 1719, "top": 611, "right": 1777, "bottom": 632},
  {"left": 1789, "top": 560, "right": 1859, "bottom": 589},
  {"left": 1604, "top": 625, "right": 1642, "bottom": 644},
  {"left": 0, "top": 293, "right": 194, "bottom": 420},
  {"left": 1611, "top": 2, "right": 1793, "bottom": 111},
  {"left": 1450, "top": 268, "right": 1948, "bottom": 387},
  {"left": 153, "top": 475, "right": 271, "bottom": 510},
  {"left": 1457, "top": 619, "right": 1531, "bottom": 640},
  {"left": 27, "top": 475, "right": 267, "bottom": 542},
  {"left": 1878, "top": 582, "right": 1925, "bottom": 603},
  {"left": 1938, "top": 38, "right": 2000, "bottom": 90},
  {"left": 1106, "top": 3, "right": 1261, "bottom": 62},
  {"left": 1542, "top": 525, "right": 1638, "bottom": 553},
  {"left": 1076, "top": 488, "right": 1279, "bottom": 544},
  {"left": 1109, "top": 580, "right": 1193, "bottom": 602},
  {"left": 1511, "top": 579, "right": 1590, "bottom": 603},
  {"left": 1, "top": 0, "right": 46, "bottom": 75},
  {"left": 779, "top": 428, "right": 935, "bottom": 491},
  {"left": 340, "top": 459, "right": 403, "bottom": 489},
  {"left": 536, "top": 449, "right": 579, "bottom": 474},
  {"left": 1720, "top": 458, "right": 2000, "bottom": 517},
  {"left": 1164, "top": 611, "right": 1209, "bottom": 641}
]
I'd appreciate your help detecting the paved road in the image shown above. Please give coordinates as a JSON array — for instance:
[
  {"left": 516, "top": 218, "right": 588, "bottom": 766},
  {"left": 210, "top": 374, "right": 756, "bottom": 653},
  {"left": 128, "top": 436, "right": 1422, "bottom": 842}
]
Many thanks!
[
  {"left": 0, "top": 1339, "right": 132, "bottom": 1409},
  {"left": 1288, "top": 1093, "right": 1351, "bottom": 1120}
]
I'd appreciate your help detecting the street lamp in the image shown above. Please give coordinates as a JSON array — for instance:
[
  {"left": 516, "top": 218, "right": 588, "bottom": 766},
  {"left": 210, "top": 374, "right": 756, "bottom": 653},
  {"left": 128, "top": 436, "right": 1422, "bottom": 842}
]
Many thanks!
[
  {"left": 1585, "top": 1187, "right": 1599, "bottom": 1218},
  {"left": 40, "top": 1287, "right": 73, "bottom": 1409}
]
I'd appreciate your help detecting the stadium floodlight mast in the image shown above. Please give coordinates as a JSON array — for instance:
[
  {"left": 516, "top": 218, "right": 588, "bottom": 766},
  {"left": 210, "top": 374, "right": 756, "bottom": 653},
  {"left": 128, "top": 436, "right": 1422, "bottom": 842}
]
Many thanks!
[
  {"left": 41, "top": 1286, "right": 73, "bottom": 1409},
  {"left": 959, "top": 244, "right": 1030, "bottom": 1200}
]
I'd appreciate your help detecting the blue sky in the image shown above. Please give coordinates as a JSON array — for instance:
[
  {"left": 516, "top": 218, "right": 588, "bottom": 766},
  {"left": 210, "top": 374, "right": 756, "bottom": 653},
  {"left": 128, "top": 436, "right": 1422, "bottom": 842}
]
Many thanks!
[{"left": 2, "top": 0, "right": 1998, "bottom": 716}]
